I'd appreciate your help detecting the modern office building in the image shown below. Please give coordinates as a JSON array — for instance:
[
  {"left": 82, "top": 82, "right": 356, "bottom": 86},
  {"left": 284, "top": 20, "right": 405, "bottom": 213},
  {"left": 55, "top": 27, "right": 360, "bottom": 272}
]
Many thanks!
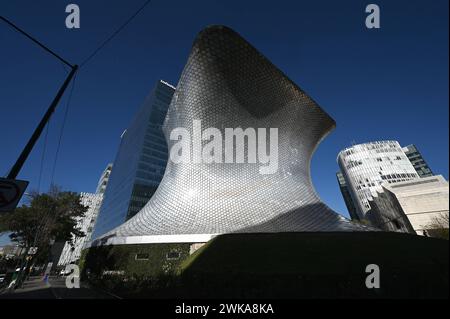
[
  {"left": 366, "top": 175, "right": 449, "bottom": 236},
  {"left": 337, "top": 141, "right": 419, "bottom": 219},
  {"left": 91, "top": 80, "right": 175, "bottom": 240},
  {"left": 402, "top": 144, "right": 434, "bottom": 178},
  {"left": 336, "top": 172, "right": 358, "bottom": 220},
  {"left": 96, "top": 163, "right": 113, "bottom": 194}
]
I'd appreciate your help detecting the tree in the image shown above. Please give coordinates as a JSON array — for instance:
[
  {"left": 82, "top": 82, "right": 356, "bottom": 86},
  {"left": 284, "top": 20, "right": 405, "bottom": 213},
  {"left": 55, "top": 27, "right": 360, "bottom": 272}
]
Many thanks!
[
  {"left": 427, "top": 213, "right": 449, "bottom": 240},
  {"left": 0, "top": 186, "right": 88, "bottom": 282}
]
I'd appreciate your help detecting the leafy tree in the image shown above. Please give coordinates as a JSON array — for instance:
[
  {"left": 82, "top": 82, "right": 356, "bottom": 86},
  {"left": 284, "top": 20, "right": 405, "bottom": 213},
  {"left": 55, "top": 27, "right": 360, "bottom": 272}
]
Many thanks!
[
  {"left": 427, "top": 213, "right": 449, "bottom": 240},
  {"left": 0, "top": 186, "right": 88, "bottom": 271}
]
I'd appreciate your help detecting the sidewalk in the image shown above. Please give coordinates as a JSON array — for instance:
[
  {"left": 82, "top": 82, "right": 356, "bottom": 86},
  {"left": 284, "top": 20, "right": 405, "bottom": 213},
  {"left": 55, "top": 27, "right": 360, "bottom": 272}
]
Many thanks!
[{"left": 0, "top": 275, "right": 117, "bottom": 299}]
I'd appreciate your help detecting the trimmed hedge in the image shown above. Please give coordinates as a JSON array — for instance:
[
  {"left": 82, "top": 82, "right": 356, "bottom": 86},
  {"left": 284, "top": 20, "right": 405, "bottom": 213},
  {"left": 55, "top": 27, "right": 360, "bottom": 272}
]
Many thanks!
[
  {"left": 81, "top": 232, "right": 449, "bottom": 298},
  {"left": 81, "top": 243, "right": 190, "bottom": 278}
]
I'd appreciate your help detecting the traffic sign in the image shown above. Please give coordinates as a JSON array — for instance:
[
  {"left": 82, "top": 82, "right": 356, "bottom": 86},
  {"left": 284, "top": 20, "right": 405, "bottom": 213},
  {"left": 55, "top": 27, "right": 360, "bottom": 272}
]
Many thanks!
[{"left": 0, "top": 177, "right": 29, "bottom": 213}]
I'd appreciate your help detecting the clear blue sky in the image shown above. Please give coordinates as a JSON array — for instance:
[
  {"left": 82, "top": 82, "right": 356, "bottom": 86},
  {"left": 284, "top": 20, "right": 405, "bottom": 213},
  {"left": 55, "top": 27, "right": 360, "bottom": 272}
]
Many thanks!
[{"left": 0, "top": 0, "right": 448, "bottom": 245}]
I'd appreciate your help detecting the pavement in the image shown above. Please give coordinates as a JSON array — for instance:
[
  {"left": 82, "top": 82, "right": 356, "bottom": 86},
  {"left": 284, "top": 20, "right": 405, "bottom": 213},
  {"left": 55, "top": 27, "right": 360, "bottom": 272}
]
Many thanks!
[{"left": 0, "top": 276, "right": 119, "bottom": 299}]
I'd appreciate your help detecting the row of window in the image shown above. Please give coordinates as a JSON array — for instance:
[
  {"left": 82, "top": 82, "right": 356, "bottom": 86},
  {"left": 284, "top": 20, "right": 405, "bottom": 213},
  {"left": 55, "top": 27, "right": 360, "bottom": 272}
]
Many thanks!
[
  {"left": 374, "top": 148, "right": 401, "bottom": 154},
  {"left": 138, "top": 162, "right": 164, "bottom": 174},
  {"left": 135, "top": 251, "right": 181, "bottom": 261},
  {"left": 145, "top": 132, "right": 166, "bottom": 146},
  {"left": 149, "top": 109, "right": 167, "bottom": 125},
  {"left": 142, "top": 142, "right": 167, "bottom": 158},
  {"left": 346, "top": 155, "right": 405, "bottom": 170},
  {"left": 140, "top": 154, "right": 167, "bottom": 167},
  {"left": 355, "top": 182, "right": 377, "bottom": 190},
  {"left": 343, "top": 142, "right": 399, "bottom": 156},
  {"left": 367, "top": 142, "right": 398, "bottom": 150},
  {"left": 377, "top": 156, "right": 403, "bottom": 161},
  {"left": 136, "top": 170, "right": 164, "bottom": 182},
  {"left": 381, "top": 172, "right": 417, "bottom": 180},
  {"left": 346, "top": 160, "right": 363, "bottom": 169},
  {"left": 155, "top": 90, "right": 174, "bottom": 104}
]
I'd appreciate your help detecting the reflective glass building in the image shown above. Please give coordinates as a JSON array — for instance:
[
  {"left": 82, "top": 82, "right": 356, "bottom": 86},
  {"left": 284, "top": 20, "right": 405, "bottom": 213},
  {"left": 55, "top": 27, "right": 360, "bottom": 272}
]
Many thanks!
[
  {"left": 92, "top": 80, "right": 175, "bottom": 239},
  {"left": 402, "top": 144, "right": 434, "bottom": 178}
]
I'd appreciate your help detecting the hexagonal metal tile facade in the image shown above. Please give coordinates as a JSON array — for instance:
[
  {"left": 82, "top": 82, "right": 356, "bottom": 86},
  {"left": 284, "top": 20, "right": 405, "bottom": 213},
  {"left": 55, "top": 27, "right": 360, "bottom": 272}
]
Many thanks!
[{"left": 100, "top": 25, "right": 367, "bottom": 241}]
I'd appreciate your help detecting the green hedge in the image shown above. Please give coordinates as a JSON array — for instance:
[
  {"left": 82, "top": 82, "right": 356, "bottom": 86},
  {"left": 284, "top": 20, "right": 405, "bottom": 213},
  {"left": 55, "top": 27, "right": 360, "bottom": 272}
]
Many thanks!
[
  {"left": 82, "top": 243, "right": 190, "bottom": 279},
  {"left": 81, "top": 232, "right": 449, "bottom": 298}
]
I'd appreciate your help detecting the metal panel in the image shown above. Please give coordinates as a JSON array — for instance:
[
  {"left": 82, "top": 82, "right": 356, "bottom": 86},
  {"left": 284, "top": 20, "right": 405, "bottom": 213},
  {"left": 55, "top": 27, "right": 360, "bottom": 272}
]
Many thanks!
[{"left": 96, "top": 25, "right": 368, "bottom": 243}]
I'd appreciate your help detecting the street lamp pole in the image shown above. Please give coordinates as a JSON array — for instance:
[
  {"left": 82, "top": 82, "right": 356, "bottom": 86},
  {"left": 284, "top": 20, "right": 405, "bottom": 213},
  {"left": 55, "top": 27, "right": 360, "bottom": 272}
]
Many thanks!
[
  {"left": 6, "top": 65, "right": 78, "bottom": 179},
  {"left": 0, "top": 15, "right": 78, "bottom": 179},
  {"left": 1, "top": 15, "right": 78, "bottom": 288}
]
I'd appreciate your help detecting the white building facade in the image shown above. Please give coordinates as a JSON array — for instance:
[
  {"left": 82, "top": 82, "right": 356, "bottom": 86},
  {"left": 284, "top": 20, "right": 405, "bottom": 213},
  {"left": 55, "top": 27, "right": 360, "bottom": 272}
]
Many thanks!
[
  {"left": 96, "top": 163, "right": 113, "bottom": 194},
  {"left": 58, "top": 192, "right": 103, "bottom": 266},
  {"left": 367, "top": 175, "right": 449, "bottom": 236},
  {"left": 338, "top": 141, "right": 419, "bottom": 219},
  {"left": 58, "top": 164, "right": 112, "bottom": 266}
]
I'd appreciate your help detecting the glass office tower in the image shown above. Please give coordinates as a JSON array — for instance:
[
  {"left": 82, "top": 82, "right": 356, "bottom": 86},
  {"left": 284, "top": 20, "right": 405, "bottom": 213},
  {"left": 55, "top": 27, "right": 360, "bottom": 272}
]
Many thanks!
[
  {"left": 402, "top": 144, "right": 434, "bottom": 178},
  {"left": 92, "top": 80, "right": 175, "bottom": 239}
]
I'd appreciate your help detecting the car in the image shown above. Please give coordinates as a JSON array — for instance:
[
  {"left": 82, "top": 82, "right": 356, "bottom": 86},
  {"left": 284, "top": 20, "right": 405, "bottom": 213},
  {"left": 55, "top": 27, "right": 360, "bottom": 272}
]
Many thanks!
[{"left": 59, "top": 268, "right": 72, "bottom": 276}]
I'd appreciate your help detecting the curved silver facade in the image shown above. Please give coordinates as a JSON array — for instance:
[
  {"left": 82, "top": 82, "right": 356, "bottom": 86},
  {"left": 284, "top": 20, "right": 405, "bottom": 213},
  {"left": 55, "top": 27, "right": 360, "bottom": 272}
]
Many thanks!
[{"left": 97, "top": 25, "right": 368, "bottom": 243}]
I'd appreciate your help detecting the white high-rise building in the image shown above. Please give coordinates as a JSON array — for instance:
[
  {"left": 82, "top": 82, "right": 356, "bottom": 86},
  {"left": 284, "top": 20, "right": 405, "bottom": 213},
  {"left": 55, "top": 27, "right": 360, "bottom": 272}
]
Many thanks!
[
  {"left": 58, "top": 164, "right": 112, "bottom": 266},
  {"left": 58, "top": 192, "right": 103, "bottom": 266},
  {"left": 337, "top": 141, "right": 419, "bottom": 219},
  {"left": 95, "top": 163, "right": 113, "bottom": 194}
]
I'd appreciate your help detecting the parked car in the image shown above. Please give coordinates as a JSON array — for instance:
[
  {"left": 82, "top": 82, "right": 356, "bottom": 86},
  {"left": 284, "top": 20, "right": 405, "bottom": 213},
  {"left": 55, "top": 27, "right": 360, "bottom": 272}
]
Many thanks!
[{"left": 59, "top": 268, "right": 71, "bottom": 276}]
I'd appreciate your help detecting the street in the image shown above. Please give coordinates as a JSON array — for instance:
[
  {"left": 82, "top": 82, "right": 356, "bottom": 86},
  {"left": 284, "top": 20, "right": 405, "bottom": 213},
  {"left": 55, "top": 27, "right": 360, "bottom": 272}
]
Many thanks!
[{"left": 0, "top": 276, "right": 117, "bottom": 299}]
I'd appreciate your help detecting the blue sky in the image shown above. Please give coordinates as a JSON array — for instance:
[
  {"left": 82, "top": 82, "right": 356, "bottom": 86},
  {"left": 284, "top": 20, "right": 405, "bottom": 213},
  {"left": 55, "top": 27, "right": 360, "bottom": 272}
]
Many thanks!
[{"left": 0, "top": 0, "right": 448, "bottom": 245}]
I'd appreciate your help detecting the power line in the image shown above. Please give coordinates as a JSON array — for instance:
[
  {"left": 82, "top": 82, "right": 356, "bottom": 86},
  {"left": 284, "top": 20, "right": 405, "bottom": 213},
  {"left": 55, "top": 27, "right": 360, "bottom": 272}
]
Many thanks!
[
  {"left": 0, "top": 16, "right": 74, "bottom": 68},
  {"left": 79, "top": 0, "right": 152, "bottom": 68},
  {"left": 50, "top": 74, "right": 78, "bottom": 185},
  {"left": 1, "top": 16, "right": 78, "bottom": 180},
  {"left": 49, "top": 0, "right": 153, "bottom": 181},
  {"left": 59, "top": 60, "right": 70, "bottom": 74},
  {"left": 37, "top": 121, "right": 50, "bottom": 194},
  {"left": 3, "top": 0, "right": 152, "bottom": 183}
]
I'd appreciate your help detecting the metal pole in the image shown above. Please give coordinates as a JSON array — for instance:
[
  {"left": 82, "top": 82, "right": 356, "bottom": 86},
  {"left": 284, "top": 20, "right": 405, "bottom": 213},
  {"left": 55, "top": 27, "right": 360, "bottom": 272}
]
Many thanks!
[
  {"left": 1, "top": 16, "right": 78, "bottom": 179},
  {"left": 7, "top": 65, "right": 78, "bottom": 179}
]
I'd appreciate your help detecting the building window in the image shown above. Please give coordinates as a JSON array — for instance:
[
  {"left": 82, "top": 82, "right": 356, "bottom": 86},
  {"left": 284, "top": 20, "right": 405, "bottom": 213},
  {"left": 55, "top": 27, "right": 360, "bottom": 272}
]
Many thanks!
[
  {"left": 166, "top": 251, "right": 181, "bottom": 260},
  {"left": 135, "top": 253, "right": 149, "bottom": 260}
]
